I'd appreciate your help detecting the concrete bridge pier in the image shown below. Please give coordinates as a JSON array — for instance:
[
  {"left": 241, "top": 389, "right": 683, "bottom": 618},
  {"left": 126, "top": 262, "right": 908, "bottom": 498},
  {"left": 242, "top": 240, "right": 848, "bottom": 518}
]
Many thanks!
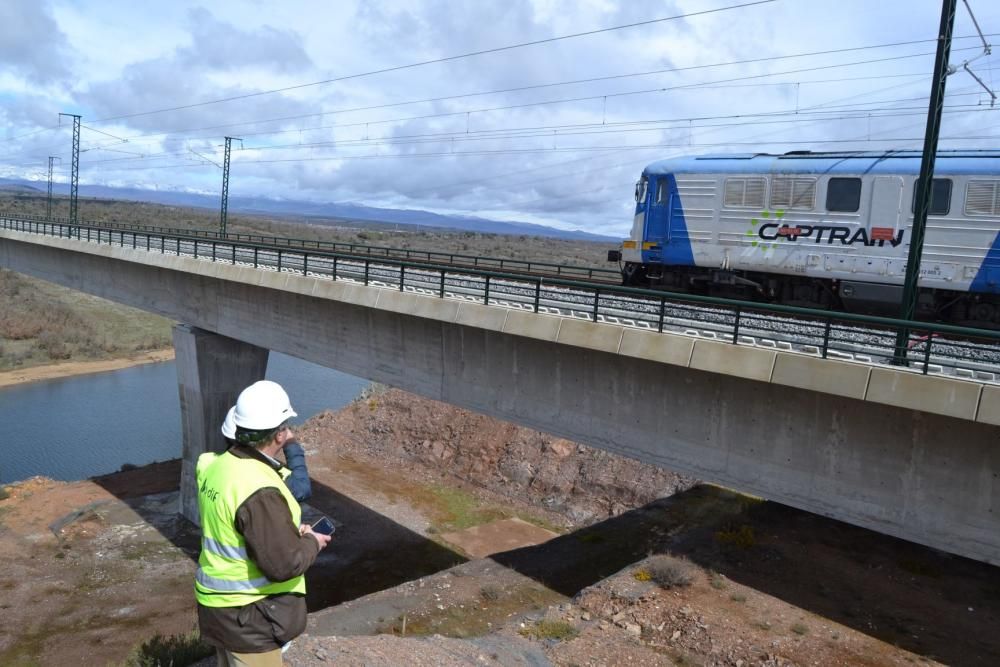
[{"left": 173, "top": 324, "right": 269, "bottom": 524}]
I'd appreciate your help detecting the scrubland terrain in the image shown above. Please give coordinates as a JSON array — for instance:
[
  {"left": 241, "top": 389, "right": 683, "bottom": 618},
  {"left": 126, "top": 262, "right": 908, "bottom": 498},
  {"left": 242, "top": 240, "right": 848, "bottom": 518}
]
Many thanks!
[{"left": 0, "top": 191, "right": 612, "bottom": 267}]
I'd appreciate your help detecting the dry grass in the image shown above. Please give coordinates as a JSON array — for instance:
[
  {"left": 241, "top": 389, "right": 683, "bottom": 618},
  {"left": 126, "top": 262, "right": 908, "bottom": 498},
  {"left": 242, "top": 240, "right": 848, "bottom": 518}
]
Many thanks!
[
  {"left": 519, "top": 619, "right": 579, "bottom": 641},
  {"left": 0, "top": 269, "right": 172, "bottom": 371}
]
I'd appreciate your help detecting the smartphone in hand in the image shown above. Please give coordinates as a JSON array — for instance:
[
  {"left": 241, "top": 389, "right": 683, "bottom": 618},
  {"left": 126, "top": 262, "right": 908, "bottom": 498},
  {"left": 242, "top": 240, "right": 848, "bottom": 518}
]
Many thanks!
[{"left": 311, "top": 516, "right": 336, "bottom": 536}]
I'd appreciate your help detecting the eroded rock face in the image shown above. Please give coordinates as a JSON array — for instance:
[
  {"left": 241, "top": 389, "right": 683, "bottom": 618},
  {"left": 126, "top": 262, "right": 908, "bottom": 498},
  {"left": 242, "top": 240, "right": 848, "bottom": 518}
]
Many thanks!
[{"left": 301, "top": 388, "right": 696, "bottom": 523}]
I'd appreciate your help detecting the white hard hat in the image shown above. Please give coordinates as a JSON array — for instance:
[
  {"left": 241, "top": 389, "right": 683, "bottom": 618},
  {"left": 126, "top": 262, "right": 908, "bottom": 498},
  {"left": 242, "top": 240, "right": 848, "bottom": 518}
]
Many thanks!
[
  {"left": 233, "top": 380, "right": 297, "bottom": 431},
  {"left": 221, "top": 406, "right": 237, "bottom": 440}
]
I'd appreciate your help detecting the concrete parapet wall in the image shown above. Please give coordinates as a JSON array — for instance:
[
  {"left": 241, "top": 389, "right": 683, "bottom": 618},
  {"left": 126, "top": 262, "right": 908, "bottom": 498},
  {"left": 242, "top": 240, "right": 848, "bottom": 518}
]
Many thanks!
[{"left": 3, "top": 230, "right": 999, "bottom": 563}]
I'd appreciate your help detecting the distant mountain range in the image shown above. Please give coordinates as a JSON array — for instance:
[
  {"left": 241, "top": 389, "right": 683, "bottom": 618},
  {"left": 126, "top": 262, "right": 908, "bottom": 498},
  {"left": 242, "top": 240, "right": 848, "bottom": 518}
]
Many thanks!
[{"left": 0, "top": 178, "right": 616, "bottom": 242}]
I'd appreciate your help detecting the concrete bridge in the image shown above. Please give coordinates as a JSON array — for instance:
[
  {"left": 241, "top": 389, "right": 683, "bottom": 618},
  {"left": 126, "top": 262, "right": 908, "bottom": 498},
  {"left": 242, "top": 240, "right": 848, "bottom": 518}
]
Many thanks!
[{"left": 2, "top": 226, "right": 999, "bottom": 564}]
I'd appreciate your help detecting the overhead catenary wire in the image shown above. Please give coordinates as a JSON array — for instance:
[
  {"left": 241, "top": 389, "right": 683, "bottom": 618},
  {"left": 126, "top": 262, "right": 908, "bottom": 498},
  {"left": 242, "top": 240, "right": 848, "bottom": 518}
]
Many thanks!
[
  {"left": 88, "top": 0, "right": 779, "bottom": 124},
  {"left": 13, "top": 79, "right": 994, "bottom": 173},
  {"left": 93, "top": 126, "right": 1000, "bottom": 172},
  {"left": 954, "top": 0, "right": 996, "bottom": 104},
  {"left": 54, "top": 38, "right": 999, "bottom": 151},
  {"left": 72, "top": 94, "right": 996, "bottom": 171},
  {"left": 33, "top": 48, "right": 993, "bottom": 170},
  {"left": 7, "top": 39, "right": 996, "bottom": 171}
]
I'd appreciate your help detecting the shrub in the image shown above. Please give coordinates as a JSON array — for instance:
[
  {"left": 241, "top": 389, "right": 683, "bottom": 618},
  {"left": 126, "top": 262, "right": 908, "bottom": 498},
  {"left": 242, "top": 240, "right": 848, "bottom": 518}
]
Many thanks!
[
  {"left": 121, "top": 631, "right": 213, "bottom": 667},
  {"left": 645, "top": 555, "right": 694, "bottom": 589},
  {"left": 0, "top": 486, "right": 9, "bottom": 501},
  {"left": 38, "top": 331, "right": 71, "bottom": 360}
]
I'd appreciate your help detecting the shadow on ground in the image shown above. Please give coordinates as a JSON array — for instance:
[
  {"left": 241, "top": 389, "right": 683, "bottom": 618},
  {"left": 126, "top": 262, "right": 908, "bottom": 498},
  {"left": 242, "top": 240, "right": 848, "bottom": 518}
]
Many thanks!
[
  {"left": 92, "top": 464, "right": 1000, "bottom": 665},
  {"left": 490, "top": 484, "right": 1000, "bottom": 667},
  {"left": 91, "top": 461, "right": 466, "bottom": 612}
]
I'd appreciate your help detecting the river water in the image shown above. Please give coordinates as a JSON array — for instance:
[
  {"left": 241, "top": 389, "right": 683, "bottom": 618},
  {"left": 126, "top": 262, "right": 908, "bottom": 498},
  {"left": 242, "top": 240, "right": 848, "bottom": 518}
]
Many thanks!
[{"left": 0, "top": 352, "right": 369, "bottom": 484}]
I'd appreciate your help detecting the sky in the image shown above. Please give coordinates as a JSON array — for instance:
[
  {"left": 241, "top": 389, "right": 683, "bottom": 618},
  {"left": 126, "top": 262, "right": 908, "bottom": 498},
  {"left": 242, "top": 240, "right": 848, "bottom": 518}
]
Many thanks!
[{"left": 2, "top": 0, "right": 1000, "bottom": 236}]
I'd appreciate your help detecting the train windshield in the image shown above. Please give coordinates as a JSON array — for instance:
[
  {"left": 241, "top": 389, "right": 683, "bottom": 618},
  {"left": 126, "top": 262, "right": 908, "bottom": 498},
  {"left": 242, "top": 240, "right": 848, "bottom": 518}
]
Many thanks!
[{"left": 634, "top": 177, "right": 648, "bottom": 203}]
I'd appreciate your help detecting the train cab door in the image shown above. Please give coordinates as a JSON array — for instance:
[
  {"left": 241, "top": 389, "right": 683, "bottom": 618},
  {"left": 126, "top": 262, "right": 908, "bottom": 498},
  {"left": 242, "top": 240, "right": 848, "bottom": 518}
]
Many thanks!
[
  {"left": 643, "top": 178, "right": 671, "bottom": 260},
  {"left": 869, "top": 176, "right": 904, "bottom": 237}
]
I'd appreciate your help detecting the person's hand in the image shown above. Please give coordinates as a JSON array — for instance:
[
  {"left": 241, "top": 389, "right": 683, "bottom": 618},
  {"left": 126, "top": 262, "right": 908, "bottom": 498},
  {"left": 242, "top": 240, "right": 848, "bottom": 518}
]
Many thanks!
[{"left": 300, "top": 523, "right": 332, "bottom": 549}]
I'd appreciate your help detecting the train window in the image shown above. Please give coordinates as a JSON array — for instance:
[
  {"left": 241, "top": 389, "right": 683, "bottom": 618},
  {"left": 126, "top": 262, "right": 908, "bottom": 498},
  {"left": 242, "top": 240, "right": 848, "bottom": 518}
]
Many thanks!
[
  {"left": 723, "top": 177, "right": 766, "bottom": 208},
  {"left": 656, "top": 181, "right": 669, "bottom": 204},
  {"left": 966, "top": 181, "right": 1000, "bottom": 216},
  {"left": 910, "top": 178, "right": 952, "bottom": 216},
  {"left": 770, "top": 177, "right": 816, "bottom": 210},
  {"left": 825, "top": 177, "right": 861, "bottom": 212}
]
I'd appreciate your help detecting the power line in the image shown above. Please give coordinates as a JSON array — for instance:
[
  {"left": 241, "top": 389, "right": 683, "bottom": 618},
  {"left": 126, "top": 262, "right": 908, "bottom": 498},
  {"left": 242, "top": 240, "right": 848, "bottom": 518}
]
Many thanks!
[
  {"left": 15, "top": 76, "right": 992, "bottom": 172},
  {"left": 90, "top": 124, "right": 1000, "bottom": 172},
  {"left": 70, "top": 96, "right": 995, "bottom": 171},
  {"left": 78, "top": 37, "right": 999, "bottom": 149},
  {"left": 95, "top": 36, "right": 965, "bottom": 139},
  {"left": 90, "top": 0, "right": 778, "bottom": 124},
  {"left": 72, "top": 89, "right": 992, "bottom": 164},
  {"left": 9, "top": 38, "right": 994, "bottom": 172},
  {"left": 50, "top": 44, "right": 992, "bottom": 169}
]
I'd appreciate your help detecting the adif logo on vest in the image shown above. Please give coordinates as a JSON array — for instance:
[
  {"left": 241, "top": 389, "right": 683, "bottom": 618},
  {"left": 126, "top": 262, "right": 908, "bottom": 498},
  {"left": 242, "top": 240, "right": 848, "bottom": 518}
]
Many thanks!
[{"left": 200, "top": 480, "right": 220, "bottom": 502}]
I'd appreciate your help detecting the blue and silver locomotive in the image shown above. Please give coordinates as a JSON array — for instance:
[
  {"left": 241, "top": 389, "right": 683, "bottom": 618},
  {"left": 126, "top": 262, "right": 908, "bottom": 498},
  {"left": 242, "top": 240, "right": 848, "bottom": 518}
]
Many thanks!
[{"left": 609, "top": 150, "right": 1000, "bottom": 327}]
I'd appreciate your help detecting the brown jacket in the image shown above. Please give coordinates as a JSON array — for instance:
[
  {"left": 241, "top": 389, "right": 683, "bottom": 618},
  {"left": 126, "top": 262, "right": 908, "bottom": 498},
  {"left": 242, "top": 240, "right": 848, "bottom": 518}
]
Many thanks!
[{"left": 198, "top": 444, "right": 321, "bottom": 653}]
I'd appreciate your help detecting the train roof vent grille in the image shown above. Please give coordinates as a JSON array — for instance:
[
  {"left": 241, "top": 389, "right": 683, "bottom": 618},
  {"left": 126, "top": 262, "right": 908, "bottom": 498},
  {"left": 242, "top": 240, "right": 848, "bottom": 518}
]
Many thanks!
[
  {"left": 724, "top": 177, "right": 766, "bottom": 208},
  {"left": 770, "top": 177, "right": 816, "bottom": 210},
  {"left": 966, "top": 180, "right": 1000, "bottom": 216}
]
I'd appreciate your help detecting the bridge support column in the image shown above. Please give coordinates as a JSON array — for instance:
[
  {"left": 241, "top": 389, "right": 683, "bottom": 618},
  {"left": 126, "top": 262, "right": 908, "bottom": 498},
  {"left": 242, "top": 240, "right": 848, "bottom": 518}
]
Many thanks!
[{"left": 173, "top": 324, "right": 269, "bottom": 525}]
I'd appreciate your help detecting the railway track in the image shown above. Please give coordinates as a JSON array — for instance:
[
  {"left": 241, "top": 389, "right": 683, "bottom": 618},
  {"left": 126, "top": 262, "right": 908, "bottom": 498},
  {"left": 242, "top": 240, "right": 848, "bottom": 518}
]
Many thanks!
[{"left": 5, "top": 215, "right": 1000, "bottom": 384}]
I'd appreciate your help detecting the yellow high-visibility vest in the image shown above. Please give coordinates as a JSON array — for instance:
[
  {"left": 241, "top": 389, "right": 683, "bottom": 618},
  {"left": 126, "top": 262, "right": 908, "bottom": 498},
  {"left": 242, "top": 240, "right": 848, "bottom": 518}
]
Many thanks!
[{"left": 194, "top": 450, "right": 306, "bottom": 607}]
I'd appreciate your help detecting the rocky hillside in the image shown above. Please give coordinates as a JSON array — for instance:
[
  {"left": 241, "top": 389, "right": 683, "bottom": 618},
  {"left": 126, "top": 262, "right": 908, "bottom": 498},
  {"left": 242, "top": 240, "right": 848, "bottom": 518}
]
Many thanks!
[{"left": 299, "top": 385, "right": 695, "bottom": 524}]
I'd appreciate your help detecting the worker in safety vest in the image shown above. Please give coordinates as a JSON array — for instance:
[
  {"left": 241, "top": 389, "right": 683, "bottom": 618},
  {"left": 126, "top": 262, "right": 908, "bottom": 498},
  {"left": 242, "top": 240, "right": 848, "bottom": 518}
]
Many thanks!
[{"left": 196, "top": 380, "right": 331, "bottom": 666}]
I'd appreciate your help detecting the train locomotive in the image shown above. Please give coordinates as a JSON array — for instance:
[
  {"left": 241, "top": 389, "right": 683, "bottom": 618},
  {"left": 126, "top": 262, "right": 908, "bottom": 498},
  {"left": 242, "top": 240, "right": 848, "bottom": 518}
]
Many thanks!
[{"left": 607, "top": 150, "right": 1000, "bottom": 328}]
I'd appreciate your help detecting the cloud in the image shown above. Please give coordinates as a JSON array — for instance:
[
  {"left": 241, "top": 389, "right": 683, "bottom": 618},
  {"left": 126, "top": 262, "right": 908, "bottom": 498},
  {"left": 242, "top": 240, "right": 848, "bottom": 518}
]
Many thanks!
[
  {"left": 0, "top": 0, "right": 72, "bottom": 84},
  {"left": 76, "top": 8, "right": 317, "bottom": 137},
  {"left": 180, "top": 7, "right": 312, "bottom": 73}
]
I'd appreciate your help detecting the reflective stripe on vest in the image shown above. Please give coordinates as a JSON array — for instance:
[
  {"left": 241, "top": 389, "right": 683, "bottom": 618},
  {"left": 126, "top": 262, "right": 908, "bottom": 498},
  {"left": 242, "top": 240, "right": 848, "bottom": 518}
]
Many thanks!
[
  {"left": 201, "top": 536, "right": 248, "bottom": 560},
  {"left": 196, "top": 568, "right": 273, "bottom": 592},
  {"left": 195, "top": 450, "right": 305, "bottom": 607}
]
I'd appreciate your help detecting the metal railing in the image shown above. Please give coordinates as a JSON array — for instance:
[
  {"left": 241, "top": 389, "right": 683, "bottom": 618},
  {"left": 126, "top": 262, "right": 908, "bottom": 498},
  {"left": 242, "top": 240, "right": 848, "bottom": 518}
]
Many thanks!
[
  {"left": 4, "top": 214, "right": 1000, "bottom": 382},
  {"left": 7, "top": 212, "right": 620, "bottom": 282}
]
